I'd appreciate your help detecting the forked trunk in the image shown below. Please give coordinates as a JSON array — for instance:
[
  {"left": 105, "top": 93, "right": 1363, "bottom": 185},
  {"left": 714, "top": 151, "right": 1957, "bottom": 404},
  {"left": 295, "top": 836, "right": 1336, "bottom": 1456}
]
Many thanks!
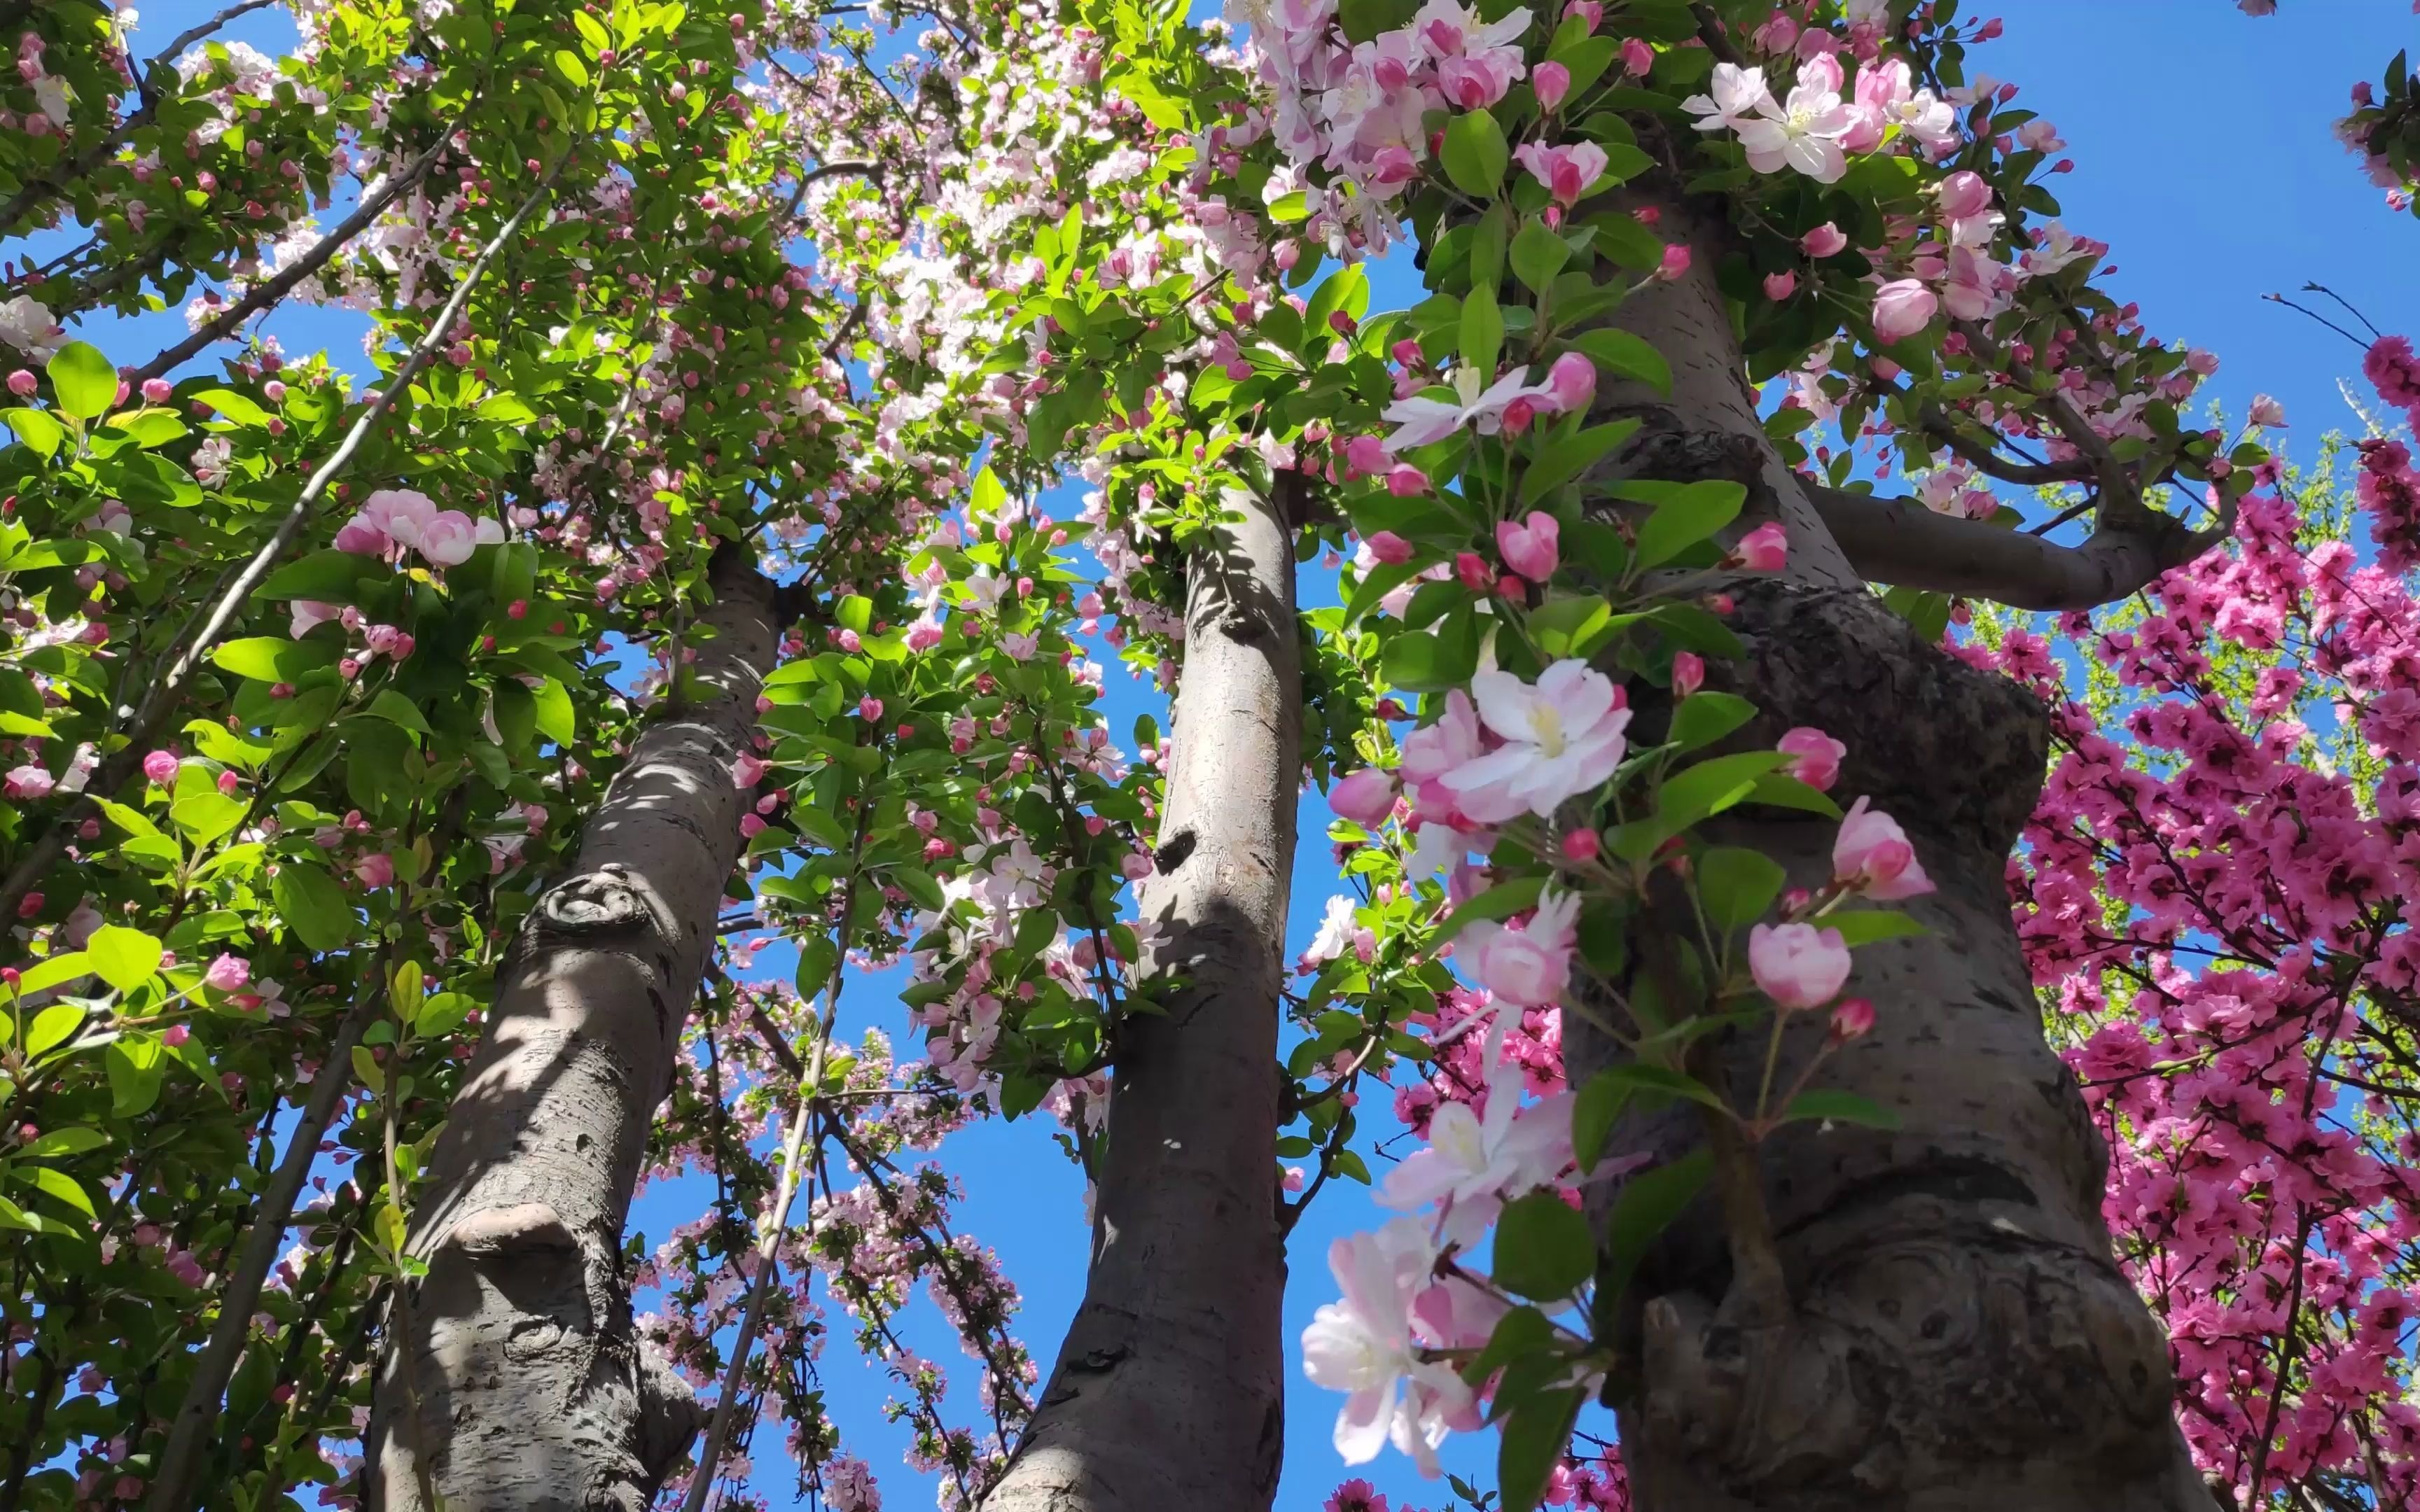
[
  {"left": 368, "top": 548, "right": 777, "bottom": 1511},
  {"left": 980, "top": 484, "right": 1303, "bottom": 1512},
  {"left": 1571, "top": 199, "right": 2212, "bottom": 1512}
]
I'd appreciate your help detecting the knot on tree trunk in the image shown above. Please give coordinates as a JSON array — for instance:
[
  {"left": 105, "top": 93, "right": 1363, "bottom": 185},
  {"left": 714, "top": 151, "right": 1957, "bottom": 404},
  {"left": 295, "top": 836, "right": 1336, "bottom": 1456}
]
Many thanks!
[
  {"left": 1697, "top": 582, "right": 2048, "bottom": 864},
  {"left": 1632, "top": 1219, "right": 2178, "bottom": 1505},
  {"left": 536, "top": 864, "right": 662, "bottom": 937},
  {"left": 373, "top": 1200, "right": 702, "bottom": 1512}
]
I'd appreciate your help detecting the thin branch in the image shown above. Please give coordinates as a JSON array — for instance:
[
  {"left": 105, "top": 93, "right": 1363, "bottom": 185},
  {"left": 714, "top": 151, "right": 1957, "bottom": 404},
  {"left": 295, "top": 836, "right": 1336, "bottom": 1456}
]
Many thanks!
[
  {"left": 0, "top": 151, "right": 569, "bottom": 928},
  {"left": 0, "top": 0, "right": 281, "bottom": 234},
  {"left": 127, "top": 123, "right": 465, "bottom": 386}
]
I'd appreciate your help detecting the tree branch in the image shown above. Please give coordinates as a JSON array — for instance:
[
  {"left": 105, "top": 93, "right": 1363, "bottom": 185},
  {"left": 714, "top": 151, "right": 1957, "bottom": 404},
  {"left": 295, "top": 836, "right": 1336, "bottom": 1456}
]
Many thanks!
[{"left": 1805, "top": 483, "right": 2236, "bottom": 612}]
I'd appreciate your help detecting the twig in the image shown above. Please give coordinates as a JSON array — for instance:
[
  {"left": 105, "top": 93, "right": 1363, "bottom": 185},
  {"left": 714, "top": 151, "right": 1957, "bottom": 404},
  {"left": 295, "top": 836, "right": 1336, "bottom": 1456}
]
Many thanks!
[{"left": 0, "top": 148, "right": 569, "bottom": 927}]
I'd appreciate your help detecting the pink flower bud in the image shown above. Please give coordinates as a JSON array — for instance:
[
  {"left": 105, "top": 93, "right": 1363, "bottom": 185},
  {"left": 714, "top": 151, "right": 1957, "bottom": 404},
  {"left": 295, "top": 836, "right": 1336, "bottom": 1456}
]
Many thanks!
[
  {"left": 858, "top": 696, "right": 884, "bottom": 721},
  {"left": 1559, "top": 828, "right": 1600, "bottom": 862},
  {"left": 1734, "top": 522, "right": 1788, "bottom": 573},
  {"left": 141, "top": 378, "right": 173, "bottom": 404},
  {"left": 1533, "top": 60, "right": 1571, "bottom": 112},
  {"left": 1384, "top": 464, "right": 1430, "bottom": 496},
  {"left": 1672, "top": 651, "right": 1704, "bottom": 697},
  {"left": 1344, "top": 434, "right": 1392, "bottom": 477},
  {"left": 1832, "top": 796, "right": 1933, "bottom": 899},
  {"left": 6, "top": 370, "right": 34, "bottom": 397},
  {"left": 1365, "top": 530, "right": 1414, "bottom": 566},
  {"left": 1762, "top": 271, "right": 1797, "bottom": 301},
  {"left": 1828, "top": 996, "right": 1876, "bottom": 1042},
  {"left": 203, "top": 953, "right": 250, "bottom": 993},
  {"left": 1329, "top": 767, "right": 1399, "bottom": 827},
  {"left": 142, "top": 749, "right": 179, "bottom": 785},
  {"left": 1871, "top": 279, "right": 1939, "bottom": 344},
  {"left": 1657, "top": 243, "right": 1692, "bottom": 281},
  {"left": 1455, "top": 552, "right": 1494, "bottom": 592},
  {"left": 1801, "top": 222, "right": 1848, "bottom": 258}
]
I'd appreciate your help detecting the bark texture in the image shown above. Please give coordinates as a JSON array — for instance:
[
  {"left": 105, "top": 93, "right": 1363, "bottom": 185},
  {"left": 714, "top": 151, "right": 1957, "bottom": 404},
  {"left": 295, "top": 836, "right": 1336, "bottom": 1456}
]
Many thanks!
[
  {"left": 1567, "top": 197, "right": 2211, "bottom": 1511},
  {"left": 368, "top": 548, "right": 777, "bottom": 1511},
  {"left": 980, "top": 484, "right": 1301, "bottom": 1512}
]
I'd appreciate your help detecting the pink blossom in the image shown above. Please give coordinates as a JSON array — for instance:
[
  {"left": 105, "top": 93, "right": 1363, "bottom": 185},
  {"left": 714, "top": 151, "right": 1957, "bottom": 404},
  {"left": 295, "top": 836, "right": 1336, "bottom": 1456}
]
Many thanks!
[
  {"left": 1777, "top": 727, "right": 1846, "bottom": 790},
  {"left": 1541, "top": 350, "right": 1595, "bottom": 414},
  {"left": 1437, "top": 52, "right": 1520, "bottom": 109},
  {"left": 5, "top": 764, "right": 54, "bottom": 798},
  {"left": 1762, "top": 270, "right": 1797, "bottom": 300},
  {"left": 354, "top": 853, "right": 395, "bottom": 889},
  {"left": 1871, "top": 279, "right": 1938, "bottom": 343},
  {"left": 1832, "top": 795, "right": 1933, "bottom": 899},
  {"left": 1619, "top": 36, "right": 1650, "bottom": 74},
  {"left": 1365, "top": 531, "right": 1414, "bottom": 565},
  {"left": 1801, "top": 222, "right": 1848, "bottom": 257},
  {"left": 204, "top": 953, "right": 250, "bottom": 992},
  {"left": 732, "top": 754, "right": 767, "bottom": 788},
  {"left": 290, "top": 599, "right": 339, "bottom": 638},
  {"left": 415, "top": 510, "right": 480, "bottom": 568},
  {"left": 1511, "top": 141, "right": 1608, "bottom": 208},
  {"left": 1442, "top": 661, "right": 1631, "bottom": 822},
  {"left": 1344, "top": 435, "right": 1393, "bottom": 477},
  {"left": 1734, "top": 521, "right": 1788, "bottom": 573},
  {"left": 1330, "top": 767, "right": 1399, "bottom": 826},
  {"left": 1935, "top": 169, "right": 1994, "bottom": 220},
  {"left": 1495, "top": 510, "right": 1559, "bottom": 580},
  {"left": 1748, "top": 921, "right": 1851, "bottom": 1009},
  {"left": 2247, "top": 393, "right": 2287, "bottom": 429},
  {"left": 1463, "top": 888, "right": 1579, "bottom": 1008},
  {"left": 142, "top": 749, "right": 180, "bottom": 785},
  {"left": 1657, "top": 242, "right": 1692, "bottom": 281}
]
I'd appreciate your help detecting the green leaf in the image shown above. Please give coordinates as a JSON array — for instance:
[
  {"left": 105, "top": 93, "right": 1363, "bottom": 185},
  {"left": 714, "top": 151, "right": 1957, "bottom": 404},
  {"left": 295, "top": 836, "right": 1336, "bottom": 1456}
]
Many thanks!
[
  {"left": 1668, "top": 690, "right": 1755, "bottom": 751},
  {"left": 531, "top": 678, "right": 576, "bottom": 746},
  {"left": 1781, "top": 1088, "right": 1900, "bottom": 1129},
  {"left": 1745, "top": 771, "right": 1841, "bottom": 818},
  {"left": 47, "top": 342, "right": 117, "bottom": 420},
  {"left": 257, "top": 550, "right": 374, "bottom": 602},
  {"left": 1434, "top": 876, "right": 1547, "bottom": 944},
  {"left": 86, "top": 925, "right": 162, "bottom": 993},
  {"left": 1696, "top": 845, "right": 1785, "bottom": 930},
  {"left": 1460, "top": 286, "right": 1503, "bottom": 379},
  {"left": 1571, "top": 328, "right": 1672, "bottom": 396},
  {"left": 1461, "top": 1304, "right": 1556, "bottom": 1386},
  {"left": 1622, "top": 479, "right": 1746, "bottom": 569},
  {"left": 107, "top": 1035, "right": 165, "bottom": 1116},
  {"left": 106, "top": 408, "right": 186, "bottom": 447},
  {"left": 1441, "top": 108, "right": 1509, "bottom": 198},
  {"left": 350, "top": 1043, "right": 385, "bottom": 1096},
  {"left": 25, "top": 1002, "right": 85, "bottom": 1059},
  {"left": 14, "top": 948, "right": 88, "bottom": 996},
  {"left": 1601, "top": 1147, "right": 1710, "bottom": 1301},
  {"left": 1656, "top": 750, "right": 1788, "bottom": 832},
  {"left": 211, "top": 636, "right": 333, "bottom": 684},
  {"left": 190, "top": 387, "right": 273, "bottom": 427},
  {"left": 170, "top": 790, "right": 247, "bottom": 847},
  {"left": 1510, "top": 218, "right": 1570, "bottom": 293},
  {"left": 1491, "top": 1191, "right": 1596, "bottom": 1300},
  {"left": 1497, "top": 1387, "right": 1587, "bottom": 1512},
  {"left": 272, "top": 864, "right": 357, "bottom": 951},
  {"left": 1305, "top": 263, "right": 1369, "bottom": 338},
  {"left": 1823, "top": 909, "right": 1927, "bottom": 948},
  {"left": 891, "top": 865, "right": 947, "bottom": 913},
  {"left": 22, "top": 1128, "right": 109, "bottom": 1158},
  {"left": 28, "top": 1166, "right": 95, "bottom": 1219},
  {"left": 1, "top": 407, "right": 67, "bottom": 459},
  {"left": 368, "top": 690, "right": 432, "bottom": 736},
  {"left": 1380, "top": 626, "right": 1478, "bottom": 693},
  {"left": 837, "top": 594, "right": 874, "bottom": 634},
  {"left": 1521, "top": 419, "right": 1639, "bottom": 505}
]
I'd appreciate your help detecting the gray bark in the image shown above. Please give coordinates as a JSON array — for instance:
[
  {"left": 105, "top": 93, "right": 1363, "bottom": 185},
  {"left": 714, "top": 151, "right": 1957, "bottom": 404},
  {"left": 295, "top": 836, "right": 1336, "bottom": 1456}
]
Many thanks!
[
  {"left": 1569, "top": 198, "right": 2211, "bottom": 1511},
  {"left": 367, "top": 547, "right": 777, "bottom": 1511},
  {"left": 979, "top": 483, "right": 1302, "bottom": 1512}
]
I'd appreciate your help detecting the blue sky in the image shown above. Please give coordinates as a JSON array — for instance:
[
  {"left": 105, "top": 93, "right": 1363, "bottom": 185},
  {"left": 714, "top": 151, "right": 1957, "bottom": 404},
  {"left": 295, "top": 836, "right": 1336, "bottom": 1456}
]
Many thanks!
[{"left": 50, "top": 1, "right": 2420, "bottom": 1508}]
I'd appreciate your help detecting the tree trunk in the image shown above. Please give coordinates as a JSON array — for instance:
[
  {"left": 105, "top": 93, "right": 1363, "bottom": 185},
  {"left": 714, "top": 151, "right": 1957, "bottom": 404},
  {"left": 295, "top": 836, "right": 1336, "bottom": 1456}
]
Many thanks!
[
  {"left": 1571, "top": 201, "right": 2212, "bottom": 1511},
  {"left": 368, "top": 547, "right": 777, "bottom": 1511},
  {"left": 980, "top": 483, "right": 1302, "bottom": 1512}
]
